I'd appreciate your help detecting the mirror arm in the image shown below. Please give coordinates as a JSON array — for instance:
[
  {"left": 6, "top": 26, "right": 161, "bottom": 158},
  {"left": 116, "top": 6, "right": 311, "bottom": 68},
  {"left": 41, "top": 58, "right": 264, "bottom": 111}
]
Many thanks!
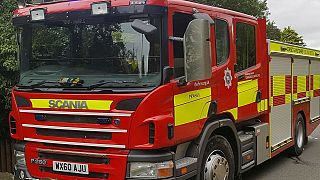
[
  {"left": 169, "top": 36, "right": 184, "bottom": 42},
  {"left": 162, "top": 66, "right": 173, "bottom": 84},
  {"left": 177, "top": 76, "right": 187, "bottom": 87}
]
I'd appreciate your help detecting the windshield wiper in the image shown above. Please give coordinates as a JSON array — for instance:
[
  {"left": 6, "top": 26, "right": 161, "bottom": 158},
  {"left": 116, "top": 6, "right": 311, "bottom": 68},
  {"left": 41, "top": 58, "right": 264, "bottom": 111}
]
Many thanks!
[
  {"left": 19, "top": 80, "right": 60, "bottom": 88},
  {"left": 87, "top": 80, "right": 137, "bottom": 90}
]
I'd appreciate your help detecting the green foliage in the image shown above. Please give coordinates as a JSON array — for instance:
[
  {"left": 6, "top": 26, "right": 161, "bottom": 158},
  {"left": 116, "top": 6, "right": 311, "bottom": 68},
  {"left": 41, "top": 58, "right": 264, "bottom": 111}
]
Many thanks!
[
  {"left": 193, "top": 0, "right": 306, "bottom": 46},
  {"left": 194, "top": 0, "right": 269, "bottom": 18},
  {"left": 266, "top": 20, "right": 281, "bottom": 41},
  {"left": 0, "top": 0, "right": 18, "bottom": 139},
  {"left": 281, "top": 26, "right": 306, "bottom": 47}
]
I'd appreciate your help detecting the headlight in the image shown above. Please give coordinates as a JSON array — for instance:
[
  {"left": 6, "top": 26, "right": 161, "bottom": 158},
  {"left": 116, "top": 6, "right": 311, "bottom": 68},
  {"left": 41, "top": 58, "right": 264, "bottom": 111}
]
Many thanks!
[
  {"left": 128, "top": 161, "right": 174, "bottom": 179},
  {"left": 15, "top": 150, "right": 26, "bottom": 166}
]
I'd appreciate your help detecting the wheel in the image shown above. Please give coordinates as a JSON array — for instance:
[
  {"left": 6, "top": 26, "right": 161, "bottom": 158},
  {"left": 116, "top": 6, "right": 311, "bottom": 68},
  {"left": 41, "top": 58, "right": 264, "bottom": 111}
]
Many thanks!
[
  {"left": 201, "top": 135, "right": 235, "bottom": 180},
  {"left": 289, "top": 113, "right": 306, "bottom": 156}
]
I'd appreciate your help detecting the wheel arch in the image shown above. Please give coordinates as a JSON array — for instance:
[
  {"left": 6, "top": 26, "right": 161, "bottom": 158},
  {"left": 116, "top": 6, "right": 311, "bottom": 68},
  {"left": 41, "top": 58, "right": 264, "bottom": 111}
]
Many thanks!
[{"left": 190, "top": 116, "right": 241, "bottom": 179}]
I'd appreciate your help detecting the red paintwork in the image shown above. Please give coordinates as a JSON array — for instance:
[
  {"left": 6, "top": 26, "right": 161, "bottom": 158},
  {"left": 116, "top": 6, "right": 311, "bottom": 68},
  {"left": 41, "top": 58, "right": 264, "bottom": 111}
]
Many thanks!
[
  {"left": 10, "top": 0, "right": 319, "bottom": 179},
  {"left": 26, "top": 143, "right": 129, "bottom": 180}
]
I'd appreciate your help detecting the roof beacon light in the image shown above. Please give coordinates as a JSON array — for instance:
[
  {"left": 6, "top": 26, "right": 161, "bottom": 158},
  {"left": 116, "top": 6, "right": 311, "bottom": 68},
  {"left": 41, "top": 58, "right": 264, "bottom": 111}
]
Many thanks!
[
  {"left": 17, "top": 0, "right": 26, "bottom": 8},
  {"left": 30, "top": 9, "right": 45, "bottom": 21},
  {"left": 130, "top": 0, "right": 147, "bottom": 5},
  {"left": 91, "top": 2, "right": 108, "bottom": 15}
]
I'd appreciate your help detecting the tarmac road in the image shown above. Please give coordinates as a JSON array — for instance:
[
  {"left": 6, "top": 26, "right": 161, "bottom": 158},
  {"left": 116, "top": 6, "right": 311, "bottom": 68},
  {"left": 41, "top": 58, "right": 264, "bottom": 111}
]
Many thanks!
[{"left": 243, "top": 125, "right": 320, "bottom": 180}]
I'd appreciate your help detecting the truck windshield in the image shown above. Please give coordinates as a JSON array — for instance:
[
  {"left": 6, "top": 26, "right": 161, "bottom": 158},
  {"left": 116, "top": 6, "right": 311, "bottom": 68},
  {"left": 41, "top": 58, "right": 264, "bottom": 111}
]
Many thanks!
[{"left": 17, "top": 17, "right": 161, "bottom": 89}]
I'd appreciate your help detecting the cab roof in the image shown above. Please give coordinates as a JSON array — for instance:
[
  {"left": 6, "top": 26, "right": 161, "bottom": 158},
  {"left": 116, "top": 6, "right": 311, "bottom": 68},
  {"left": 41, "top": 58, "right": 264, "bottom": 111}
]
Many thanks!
[{"left": 14, "top": 0, "right": 257, "bottom": 21}]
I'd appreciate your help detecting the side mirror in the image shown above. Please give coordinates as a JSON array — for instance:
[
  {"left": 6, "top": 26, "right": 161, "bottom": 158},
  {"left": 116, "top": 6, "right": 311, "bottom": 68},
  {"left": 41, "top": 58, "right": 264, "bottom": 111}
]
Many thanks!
[
  {"left": 131, "top": 19, "right": 157, "bottom": 35},
  {"left": 183, "top": 19, "right": 212, "bottom": 83}
]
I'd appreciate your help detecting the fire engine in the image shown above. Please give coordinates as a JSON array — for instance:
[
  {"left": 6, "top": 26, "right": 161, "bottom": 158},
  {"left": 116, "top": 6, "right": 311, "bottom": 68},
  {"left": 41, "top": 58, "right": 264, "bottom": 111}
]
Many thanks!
[{"left": 10, "top": 0, "right": 320, "bottom": 179}]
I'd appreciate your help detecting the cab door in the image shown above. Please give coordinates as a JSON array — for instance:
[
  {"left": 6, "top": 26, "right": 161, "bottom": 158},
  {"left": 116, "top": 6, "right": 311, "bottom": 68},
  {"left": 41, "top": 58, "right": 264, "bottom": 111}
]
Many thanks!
[
  {"left": 233, "top": 18, "right": 265, "bottom": 121},
  {"left": 168, "top": 6, "right": 214, "bottom": 142}
]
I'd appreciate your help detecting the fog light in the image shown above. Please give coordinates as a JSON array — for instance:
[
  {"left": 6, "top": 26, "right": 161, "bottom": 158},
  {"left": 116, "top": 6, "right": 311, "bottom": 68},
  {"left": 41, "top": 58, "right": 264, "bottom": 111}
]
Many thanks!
[
  {"left": 30, "top": 9, "right": 45, "bottom": 21},
  {"left": 129, "top": 161, "right": 173, "bottom": 179},
  {"left": 91, "top": 2, "right": 108, "bottom": 15}
]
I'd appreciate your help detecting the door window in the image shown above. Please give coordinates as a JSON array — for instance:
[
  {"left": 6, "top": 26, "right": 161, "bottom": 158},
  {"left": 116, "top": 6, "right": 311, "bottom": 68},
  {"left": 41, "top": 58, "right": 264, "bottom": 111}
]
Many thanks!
[
  {"left": 216, "top": 19, "right": 230, "bottom": 65},
  {"left": 172, "top": 12, "right": 194, "bottom": 78},
  {"left": 236, "top": 22, "right": 256, "bottom": 72}
]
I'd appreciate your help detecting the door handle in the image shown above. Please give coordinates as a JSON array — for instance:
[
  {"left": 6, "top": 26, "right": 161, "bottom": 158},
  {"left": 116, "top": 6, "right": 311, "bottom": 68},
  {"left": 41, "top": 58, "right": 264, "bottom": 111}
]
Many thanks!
[
  {"left": 256, "top": 91, "right": 262, "bottom": 103},
  {"left": 238, "top": 74, "right": 245, "bottom": 80}
]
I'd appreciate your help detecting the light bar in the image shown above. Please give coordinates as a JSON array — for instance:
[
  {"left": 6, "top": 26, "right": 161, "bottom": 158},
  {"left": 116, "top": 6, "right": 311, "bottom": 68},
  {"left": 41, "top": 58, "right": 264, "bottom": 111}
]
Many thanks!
[
  {"left": 17, "top": 0, "right": 26, "bottom": 8},
  {"left": 30, "top": 8, "right": 45, "bottom": 21},
  {"left": 91, "top": 2, "right": 108, "bottom": 15}
]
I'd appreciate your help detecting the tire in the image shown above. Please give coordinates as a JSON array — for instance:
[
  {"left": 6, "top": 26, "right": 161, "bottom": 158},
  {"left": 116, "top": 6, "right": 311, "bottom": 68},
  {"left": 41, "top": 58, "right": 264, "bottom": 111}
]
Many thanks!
[
  {"left": 289, "top": 113, "right": 305, "bottom": 156},
  {"left": 201, "top": 135, "right": 235, "bottom": 180}
]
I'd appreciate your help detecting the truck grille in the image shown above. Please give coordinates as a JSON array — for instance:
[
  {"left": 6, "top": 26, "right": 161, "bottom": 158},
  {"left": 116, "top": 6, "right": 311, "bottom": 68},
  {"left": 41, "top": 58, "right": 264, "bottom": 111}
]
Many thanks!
[
  {"left": 35, "top": 114, "right": 112, "bottom": 124},
  {"left": 36, "top": 128, "right": 112, "bottom": 140},
  {"left": 38, "top": 152, "right": 110, "bottom": 164},
  {"left": 39, "top": 167, "right": 109, "bottom": 179}
]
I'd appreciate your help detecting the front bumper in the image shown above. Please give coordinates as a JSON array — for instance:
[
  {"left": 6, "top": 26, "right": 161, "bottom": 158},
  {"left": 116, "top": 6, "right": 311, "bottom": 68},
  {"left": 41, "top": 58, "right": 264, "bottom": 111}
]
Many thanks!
[{"left": 14, "top": 142, "right": 197, "bottom": 180}]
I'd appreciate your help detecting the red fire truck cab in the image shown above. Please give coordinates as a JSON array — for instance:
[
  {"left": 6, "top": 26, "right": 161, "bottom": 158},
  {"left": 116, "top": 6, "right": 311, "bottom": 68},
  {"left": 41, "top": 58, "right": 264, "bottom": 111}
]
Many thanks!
[{"left": 10, "top": 0, "right": 320, "bottom": 179}]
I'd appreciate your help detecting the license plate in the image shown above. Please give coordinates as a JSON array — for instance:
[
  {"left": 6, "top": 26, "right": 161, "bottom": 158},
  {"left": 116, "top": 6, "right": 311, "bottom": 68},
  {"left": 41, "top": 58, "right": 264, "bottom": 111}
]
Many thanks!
[{"left": 53, "top": 161, "right": 89, "bottom": 175}]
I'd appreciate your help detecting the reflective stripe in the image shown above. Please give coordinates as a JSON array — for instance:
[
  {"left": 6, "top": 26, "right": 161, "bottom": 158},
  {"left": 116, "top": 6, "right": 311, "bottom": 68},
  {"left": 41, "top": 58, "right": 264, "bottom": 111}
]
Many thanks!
[
  {"left": 314, "top": 75, "right": 320, "bottom": 90},
  {"left": 257, "top": 99, "right": 268, "bottom": 113},
  {"left": 24, "top": 138, "right": 125, "bottom": 148},
  {"left": 174, "top": 88, "right": 211, "bottom": 126},
  {"left": 30, "top": 99, "right": 113, "bottom": 111},
  {"left": 269, "top": 97, "right": 273, "bottom": 107},
  {"left": 238, "top": 79, "right": 258, "bottom": 107},
  {"left": 285, "top": 94, "right": 292, "bottom": 104},
  {"left": 22, "top": 124, "right": 127, "bottom": 133},
  {"left": 272, "top": 76, "right": 285, "bottom": 96},
  {"left": 292, "top": 93, "right": 298, "bottom": 101},
  {"left": 270, "top": 40, "right": 320, "bottom": 58},
  {"left": 297, "top": 76, "right": 306, "bottom": 93},
  {"left": 270, "top": 75, "right": 311, "bottom": 107},
  {"left": 19, "top": 109, "right": 131, "bottom": 117}
]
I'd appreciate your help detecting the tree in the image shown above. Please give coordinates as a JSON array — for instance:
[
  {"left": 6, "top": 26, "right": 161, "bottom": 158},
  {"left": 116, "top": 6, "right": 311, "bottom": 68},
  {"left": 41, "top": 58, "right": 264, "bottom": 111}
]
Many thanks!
[
  {"left": 194, "top": 0, "right": 269, "bottom": 18},
  {"left": 281, "top": 26, "right": 306, "bottom": 46},
  {"left": 0, "top": 0, "right": 18, "bottom": 138},
  {"left": 267, "top": 20, "right": 281, "bottom": 41}
]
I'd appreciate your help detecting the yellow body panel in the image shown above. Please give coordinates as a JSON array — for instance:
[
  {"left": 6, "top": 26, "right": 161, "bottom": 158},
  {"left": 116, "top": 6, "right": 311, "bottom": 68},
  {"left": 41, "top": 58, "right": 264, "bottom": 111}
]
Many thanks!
[
  {"left": 285, "top": 94, "right": 292, "bottom": 104},
  {"left": 174, "top": 88, "right": 211, "bottom": 126},
  {"left": 258, "top": 99, "right": 268, "bottom": 112},
  {"left": 174, "top": 88, "right": 211, "bottom": 106},
  {"left": 297, "top": 76, "right": 306, "bottom": 93},
  {"left": 30, "top": 99, "right": 113, "bottom": 110},
  {"left": 238, "top": 79, "right": 258, "bottom": 107},
  {"left": 310, "top": 90, "right": 314, "bottom": 98},
  {"left": 292, "top": 93, "right": 298, "bottom": 101},
  {"left": 272, "top": 76, "right": 285, "bottom": 96},
  {"left": 314, "top": 75, "right": 320, "bottom": 90}
]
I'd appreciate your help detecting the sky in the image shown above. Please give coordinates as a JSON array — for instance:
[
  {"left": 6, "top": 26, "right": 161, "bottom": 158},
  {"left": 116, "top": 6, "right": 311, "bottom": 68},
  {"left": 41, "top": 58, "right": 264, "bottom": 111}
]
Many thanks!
[{"left": 267, "top": 0, "right": 320, "bottom": 49}]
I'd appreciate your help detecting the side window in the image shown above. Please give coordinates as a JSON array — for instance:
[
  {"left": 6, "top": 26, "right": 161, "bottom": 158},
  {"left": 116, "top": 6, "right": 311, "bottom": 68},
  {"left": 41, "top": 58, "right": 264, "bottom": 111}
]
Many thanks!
[
  {"left": 172, "top": 12, "right": 193, "bottom": 78},
  {"left": 215, "top": 19, "right": 230, "bottom": 65},
  {"left": 236, "top": 22, "right": 256, "bottom": 72}
]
